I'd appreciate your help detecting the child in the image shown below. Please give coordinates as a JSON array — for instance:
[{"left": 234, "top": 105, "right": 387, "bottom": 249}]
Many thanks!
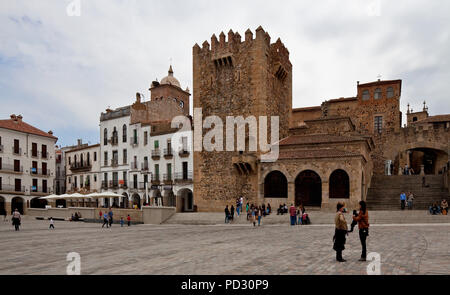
[
  {"left": 127, "top": 214, "right": 131, "bottom": 226},
  {"left": 120, "top": 217, "right": 124, "bottom": 227},
  {"left": 348, "top": 210, "right": 358, "bottom": 232},
  {"left": 49, "top": 217, "right": 55, "bottom": 229}
]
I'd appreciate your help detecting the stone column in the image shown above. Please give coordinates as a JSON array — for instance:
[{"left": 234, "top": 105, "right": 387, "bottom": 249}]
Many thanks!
[
  {"left": 420, "top": 165, "right": 425, "bottom": 176},
  {"left": 287, "top": 181, "right": 295, "bottom": 205},
  {"left": 5, "top": 202, "right": 12, "bottom": 215},
  {"left": 321, "top": 180, "right": 329, "bottom": 210}
]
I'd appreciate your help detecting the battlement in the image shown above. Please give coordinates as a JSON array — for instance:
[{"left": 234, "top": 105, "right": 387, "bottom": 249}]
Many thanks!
[{"left": 193, "top": 26, "right": 290, "bottom": 66}]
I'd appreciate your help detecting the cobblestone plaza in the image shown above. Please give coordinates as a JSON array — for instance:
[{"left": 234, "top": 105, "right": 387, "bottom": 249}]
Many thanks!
[{"left": 1, "top": 217, "right": 448, "bottom": 275}]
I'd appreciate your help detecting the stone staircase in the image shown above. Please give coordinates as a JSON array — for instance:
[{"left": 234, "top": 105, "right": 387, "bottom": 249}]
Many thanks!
[{"left": 366, "top": 175, "right": 449, "bottom": 210}]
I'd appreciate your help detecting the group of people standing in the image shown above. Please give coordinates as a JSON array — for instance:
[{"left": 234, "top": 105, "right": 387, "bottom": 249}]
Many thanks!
[
  {"left": 224, "top": 197, "right": 273, "bottom": 227},
  {"left": 289, "top": 204, "right": 310, "bottom": 225},
  {"left": 100, "top": 208, "right": 131, "bottom": 228},
  {"left": 333, "top": 201, "right": 369, "bottom": 262},
  {"left": 400, "top": 191, "right": 415, "bottom": 210}
]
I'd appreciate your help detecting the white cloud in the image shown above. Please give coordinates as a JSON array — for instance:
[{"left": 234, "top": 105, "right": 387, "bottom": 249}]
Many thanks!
[{"left": 0, "top": 0, "right": 449, "bottom": 145}]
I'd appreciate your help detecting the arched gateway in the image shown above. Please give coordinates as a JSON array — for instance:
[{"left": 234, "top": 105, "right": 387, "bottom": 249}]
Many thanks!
[{"left": 295, "top": 170, "right": 322, "bottom": 206}]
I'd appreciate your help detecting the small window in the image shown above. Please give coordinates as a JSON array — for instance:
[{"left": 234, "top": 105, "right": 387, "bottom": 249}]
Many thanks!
[
  {"left": 374, "top": 116, "right": 383, "bottom": 133},
  {"left": 94, "top": 152, "right": 97, "bottom": 161},
  {"left": 103, "top": 128, "right": 108, "bottom": 145},
  {"left": 179, "top": 101, "right": 184, "bottom": 108},
  {"left": 413, "top": 117, "right": 418, "bottom": 122},
  {"left": 154, "top": 140, "right": 159, "bottom": 149},
  {"left": 362, "top": 90, "right": 370, "bottom": 100},
  {"left": 387, "top": 87, "right": 394, "bottom": 98},
  {"left": 374, "top": 88, "right": 382, "bottom": 99}
]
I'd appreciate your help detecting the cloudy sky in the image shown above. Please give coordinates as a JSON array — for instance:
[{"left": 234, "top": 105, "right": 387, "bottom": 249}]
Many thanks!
[{"left": 1, "top": 0, "right": 449, "bottom": 146}]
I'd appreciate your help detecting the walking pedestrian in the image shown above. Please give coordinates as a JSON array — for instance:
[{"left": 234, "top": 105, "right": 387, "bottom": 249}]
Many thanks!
[
  {"left": 11, "top": 209, "right": 21, "bottom": 231},
  {"left": 407, "top": 192, "right": 414, "bottom": 210},
  {"left": 400, "top": 192, "right": 406, "bottom": 210},
  {"left": 102, "top": 212, "right": 109, "bottom": 228},
  {"left": 224, "top": 205, "right": 230, "bottom": 224},
  {"left": 257, "top": 206, "right": 262, "bottom": 226},
  {"left": 352, "top": 201, "right": 369, "bottom": 262},
  {"left": 127, "top": 214, "right": 131, "bottom": 226},
  {"left": 289, "top": 204, "right": 297, "bottom": 226},
  {"left": 333, "top": 202, "right": 348, "bottom": 262},
  {"left": 49, "top": 217, "right": 55, "bottom": 229},
  {"left": 251, "top": 207, "right": 256, "bottom": 227},
  {"left": 108, "top": 208, "right": 113, "bottom": 227}
]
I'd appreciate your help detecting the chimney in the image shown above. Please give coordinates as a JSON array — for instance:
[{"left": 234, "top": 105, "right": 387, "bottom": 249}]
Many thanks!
[
  {"left": 10, "top": 114, "right": 16, "bottom": 120},
  {"left": 17, "top": 115, "right": 23, "bottom": 122},
  {"left": 77, "top": 139, "right": 82, "bottom": 146},
  {"left": 48, "top": 131, "right": 53, "bottom": 135},
  {"left": 136, "top": 92, "right": 141, "bottom": 103}
]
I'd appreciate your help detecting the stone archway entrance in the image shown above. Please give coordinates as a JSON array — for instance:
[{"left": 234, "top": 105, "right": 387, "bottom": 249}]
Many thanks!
[
  {"left": 295, "top": 170, "right": 322, "bottom": 206},
  {"left": 329, "top": 169, "right": 350, "bottom": 199},
  {"left": 121, "top": 193, "right": 129, "bottom": 209},
  {"left": 30, "top": 197, "right": 47, "bottom": 209},
  {"left": 177, "top": 189, "right": 194, "bottom": 212},
  {"left": 408, "top": 148, "right": 448, "bottom": 175},
  {"left": 132, "top": 193, "right": 141, "bottom": 209},
  {"left": 0, "top": 196, "right": 5, "bottom": 215},
  {"left": 11, "top": 197, "right": 24, "bottom": 214}
]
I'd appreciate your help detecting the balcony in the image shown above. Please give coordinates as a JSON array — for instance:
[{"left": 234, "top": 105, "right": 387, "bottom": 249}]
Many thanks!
[
  {"left": 178, "top": 148, "right": 190, "bottom": 157},
  {"left": 151, "top": 149, "right": 161, "bottom": 160},
  {"left": 70, "top": 161, "right": 92, "bottom": 172},
  {"left": 130, "top": 137, "right": 139, "bottom": 147},
  {"left": 163, "top": 173, "right": 173, "bottom": 184},
  {"left": 163, "top": 148, "right": 173, "bottom": 159},
  {"left": 111, "top": 158, "right": 119, "bottom": 167},
  {"left": 108, "top": 180, "right": 119, "bottom": 189},
  {"left": 30, "top": 186, "right": 50, "bottom": 196},
  {"left": 12, "top": 147, "right": 22, "bottom": 156},
  {"left": 101, "top": 181, "right": 108, "bottom": 189},
  {"left": 130, "top": 161, "right": 139, "bottom": 171},
  {"left": 0, "top": 164, "right": 23, "bottom": 174},
  {"left": 141, "top": 162, "right": 149, "bottom": 171},
  {"left": 30, "top": 167, "right": 51, "bottom": 177},
  {"left": 109, "top": 136, "right": 119, "bottom": 146},
  {"left": 30, "top": 150, "right": 39, "bottom": 158},
  {"left": 0, "top": 184, "right": 25, "bottom": 194},
  {"left": 119, "top": 181, "right": 128, "bottom": 189},
  {"left": 151, "top": 174, "right": 160, "bottom": 184},
  {"left": 174, "top": 171, "right": 193, "bottom": 183}
]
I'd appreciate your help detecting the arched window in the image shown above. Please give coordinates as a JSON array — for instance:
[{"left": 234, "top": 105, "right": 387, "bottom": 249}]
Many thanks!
[
  {"left": 374, "top": 88, "right": 382, "bottom": 99},
  {"left": 362, "top": 90, "right": 370, "bottom": 100},
  {"left": 329, "top": 169, "right": 350, "bottom": 199},
  {"left": 387, "top": 87, "right": 394, "bottom": 98},
  {"left": 122, "top": 124, "right": 127, "bottom": 143},
  {"left": 103, "top": 128, "right": 108, "bottom": 145},
  {"left": 264, "top": 171, "right": 288, "bottom": 198}
]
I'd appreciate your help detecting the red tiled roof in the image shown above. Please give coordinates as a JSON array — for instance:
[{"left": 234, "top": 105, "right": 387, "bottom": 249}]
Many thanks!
[
  {"left": 278, "top": 149, "right": 361, "bottom": 160},
  {"left": 413, "top": 114, "right": 450, "bottom": 124},
  {"left": 279, "top": 134, "right": 367, "bottom": 146},
  {"left": 0, "top": 117, "right": 58, "bottom": 140}
]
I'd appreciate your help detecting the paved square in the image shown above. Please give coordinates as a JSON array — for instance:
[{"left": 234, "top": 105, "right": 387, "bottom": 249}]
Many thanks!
[{"left": 0, "top": 217, "right": 449, "bottom": 275}]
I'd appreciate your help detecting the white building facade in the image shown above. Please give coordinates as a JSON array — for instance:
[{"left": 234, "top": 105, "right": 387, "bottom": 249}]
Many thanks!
[{"left": 0, "top": 114, "right": 57, "bottom": 214}]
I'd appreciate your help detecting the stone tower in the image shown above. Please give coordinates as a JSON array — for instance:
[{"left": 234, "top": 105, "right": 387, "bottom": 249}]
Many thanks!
[{"left": 192, "top": 26, "right": 292, "bottom": 211}]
